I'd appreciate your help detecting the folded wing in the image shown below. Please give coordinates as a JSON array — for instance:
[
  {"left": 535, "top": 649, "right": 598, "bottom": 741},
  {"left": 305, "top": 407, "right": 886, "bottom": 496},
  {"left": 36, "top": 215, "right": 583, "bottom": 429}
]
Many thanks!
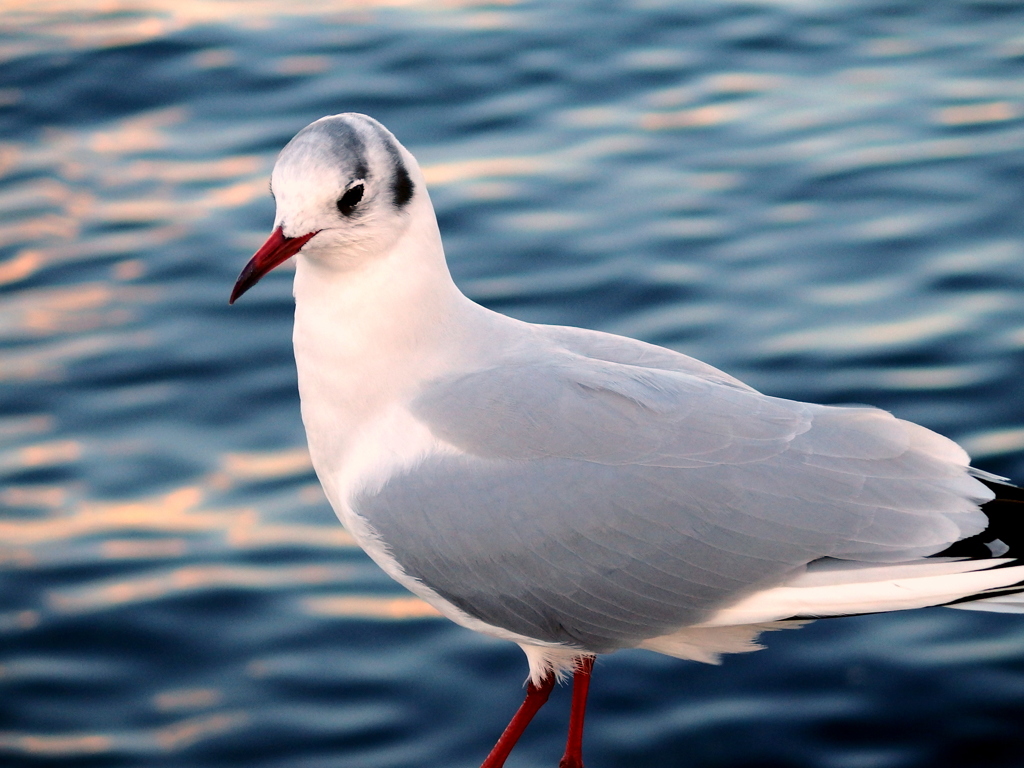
[{"left": 352, "top": 335, "right": 994, "bottom": 653}]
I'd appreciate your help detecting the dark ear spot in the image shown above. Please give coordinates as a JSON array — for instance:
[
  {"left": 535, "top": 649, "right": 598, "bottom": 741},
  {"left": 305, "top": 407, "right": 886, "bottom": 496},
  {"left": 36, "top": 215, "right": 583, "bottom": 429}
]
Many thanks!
[
  {"left": 392, "top": 163, "right": 414, "bottom": 209},
  {"left": 337, "top": 183, "right": 364, "bottom": 216}
]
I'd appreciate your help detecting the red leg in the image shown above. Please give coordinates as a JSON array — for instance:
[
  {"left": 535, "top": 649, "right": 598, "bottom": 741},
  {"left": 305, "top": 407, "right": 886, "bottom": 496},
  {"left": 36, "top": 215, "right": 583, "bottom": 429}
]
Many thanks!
[
  {"left": 480, "top": 673, "right": 557, "bottom": 768},
  {"left": 558, "top": 656, "right": 595, "bottom": 768}
]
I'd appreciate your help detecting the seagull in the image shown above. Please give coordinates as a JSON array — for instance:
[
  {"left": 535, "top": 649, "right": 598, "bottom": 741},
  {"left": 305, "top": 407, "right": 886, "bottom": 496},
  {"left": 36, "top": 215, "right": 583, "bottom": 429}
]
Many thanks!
[{"left": 231, "top": 113, "right": 1024, "bottom": 768}]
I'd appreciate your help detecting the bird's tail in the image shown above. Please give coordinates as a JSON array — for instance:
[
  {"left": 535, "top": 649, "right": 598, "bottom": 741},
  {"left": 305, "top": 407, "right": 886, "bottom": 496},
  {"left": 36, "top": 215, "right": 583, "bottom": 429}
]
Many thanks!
[
  {"left": 642, "top": 478, "right": 1024, "bottom": 664},
  {"left": 691, "top": 478, "right": 1024, "bottom": 628},
  {"left": 942, "top": 479, "right": 1024, "bottom": 613}
]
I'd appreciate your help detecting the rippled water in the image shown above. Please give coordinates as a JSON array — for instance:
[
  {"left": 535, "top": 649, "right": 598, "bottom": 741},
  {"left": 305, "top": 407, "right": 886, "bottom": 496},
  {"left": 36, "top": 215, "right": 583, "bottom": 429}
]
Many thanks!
[{"left": 3, "top": 2, "right": 1024, "bottom": 766}]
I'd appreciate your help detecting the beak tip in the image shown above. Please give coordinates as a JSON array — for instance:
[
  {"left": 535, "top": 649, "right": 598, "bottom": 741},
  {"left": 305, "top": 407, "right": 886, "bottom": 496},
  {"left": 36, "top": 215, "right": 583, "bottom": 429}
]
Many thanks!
[
  {"left": 228, "top": 227, "right": 319, "bottom": 305},
  {"left": 229, "top": 273, "right": 253, "bottom": 305}
]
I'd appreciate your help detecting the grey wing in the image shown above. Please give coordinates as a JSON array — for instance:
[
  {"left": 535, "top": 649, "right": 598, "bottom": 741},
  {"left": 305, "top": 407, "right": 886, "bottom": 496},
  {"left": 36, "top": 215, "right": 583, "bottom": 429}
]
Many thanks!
[
  {"left": 534, "top": 323, "right": 757, "bottom": 392},
  {"left": 353, "top": 354, "right": 990, "bottom": 653}
]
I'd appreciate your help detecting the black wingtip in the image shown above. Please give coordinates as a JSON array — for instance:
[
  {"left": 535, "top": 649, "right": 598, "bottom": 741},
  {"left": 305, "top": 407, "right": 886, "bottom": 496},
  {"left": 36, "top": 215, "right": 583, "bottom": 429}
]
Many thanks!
[{"left": 935, "top": 479, "right": 1024, "bottom": 559}]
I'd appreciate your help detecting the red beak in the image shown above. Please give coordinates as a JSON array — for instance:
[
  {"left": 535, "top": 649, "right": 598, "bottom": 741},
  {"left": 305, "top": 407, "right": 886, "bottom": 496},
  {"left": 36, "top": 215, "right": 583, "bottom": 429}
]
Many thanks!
[{"left": 229, "top": 226, "right": 319, "bottom": 304}]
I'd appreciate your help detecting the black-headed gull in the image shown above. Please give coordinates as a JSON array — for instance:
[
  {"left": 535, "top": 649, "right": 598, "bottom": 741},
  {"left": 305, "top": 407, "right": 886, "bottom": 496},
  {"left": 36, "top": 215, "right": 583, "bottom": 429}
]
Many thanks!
[{"left": 231, "top": 113, "right": 1024, "bottom": 768}]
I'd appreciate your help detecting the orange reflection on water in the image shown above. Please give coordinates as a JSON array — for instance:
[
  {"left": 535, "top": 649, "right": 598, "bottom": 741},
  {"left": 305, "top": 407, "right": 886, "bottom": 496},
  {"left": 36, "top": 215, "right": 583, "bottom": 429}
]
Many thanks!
[
  {"left": 962, "top": 427, "right": 1024, "bottom": 460},
  {"left": 422, "top": 156, "right": 548, "bottom": 186},
  {"left": 112, "top": 259, "right": 145, "bottom": 281},
  {"left": 219, "top": 447, "right": 312, "bottom": 482},
  {"left": 0, "top": 214, "right": 78, "bottom": 249},
  {"left": 0, "top": 734, "right": 112, "bottom": 757},
  {"left": 935, "top": 101, "right": 1021, "bottom": 126},
  {"left": 226, "top": 523, "right": 355, "bottom": 550},
  {"left": 0, "top": 250, "right": 43, "bottom": 286},
  {"left": 48, "top": 563, "right": 352, "bottom": 613},
  {"left": 302, "top": 594, "right": 442, "bottom": 620},
  {"left": 0, "top": 485, "right": 67, "bottom": 509},
  {"left": 0, "top": 442, "right": 377, "bottom": 624},
  {"left": 88, "top": 107, "right": 187, "bottom": 155},
  {"left": 0, "top": 414, "right": 54, "bottom": 442},
  {"left": 17, "top": 224, "right": 184, "bottom": 276},
  {"left": 0, "top": 486, "right": 208, "bottom": 547},
  {"left": 274, "top": 55, "right": 332, "bottom": 75},
  {"left": 1, "top": 283, "right": 145, "bottom": 339},
  {"left": 100, "top": 538, "right": 188, "bottom": 560},
  {"left": 0, "top": 610, "right": 41, "bottom": 631},
  {"left": 42, "top": 13, "right": 174, "bottom": 52},
  {"left": 203, "top": 178, "right": 268, "bottom": 209},
  {"left": 119, "top": 155, "right": 263, "bottom": 183},
  {"left": 641, "top": 102, "right": 755, "bottom": 130},
  {"left": 153, "top": 687, "right": 223, "bottom": 712},
  {"left": 0, "top": 446, "right": 358, "bottom": 559},
  {"left": 192, "top": 49, "right": 236, "bottom": 69},
  {"left": 0, "top": 329, "right": 155, "bottom": 382},
  {"left": 0, "top": 439, "right": 82, "bottom": 471},
  {"left": 153, "top": 712, "right": 247, "bottom": 751},
  {"left": 0, "top": 712, "right": 248, "bottom": 756}
]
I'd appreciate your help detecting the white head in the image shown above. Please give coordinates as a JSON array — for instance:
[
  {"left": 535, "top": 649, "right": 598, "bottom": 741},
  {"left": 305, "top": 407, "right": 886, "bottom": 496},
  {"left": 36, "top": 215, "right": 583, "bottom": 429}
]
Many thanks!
[{"left": 230, "top": 113, "right": 425, "bottom": 303}]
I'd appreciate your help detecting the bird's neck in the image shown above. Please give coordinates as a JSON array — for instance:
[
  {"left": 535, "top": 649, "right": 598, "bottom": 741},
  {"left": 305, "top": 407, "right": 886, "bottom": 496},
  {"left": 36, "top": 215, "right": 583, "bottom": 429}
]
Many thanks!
[{"left": 291, "top": 205, "right": 476, "bottom": 451}]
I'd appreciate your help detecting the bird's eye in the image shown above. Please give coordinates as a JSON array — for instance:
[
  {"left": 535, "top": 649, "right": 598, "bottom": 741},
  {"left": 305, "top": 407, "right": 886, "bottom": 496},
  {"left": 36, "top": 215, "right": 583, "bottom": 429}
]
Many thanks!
[{"left": 337, "top": 184, "right": 364, "bottom": 216}]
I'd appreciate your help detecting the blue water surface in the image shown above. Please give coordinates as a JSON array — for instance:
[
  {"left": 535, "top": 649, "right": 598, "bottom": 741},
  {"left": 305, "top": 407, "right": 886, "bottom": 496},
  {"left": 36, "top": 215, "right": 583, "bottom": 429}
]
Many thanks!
[{"left": 2, "top": 2, "right": 1024, "bottom": 766}]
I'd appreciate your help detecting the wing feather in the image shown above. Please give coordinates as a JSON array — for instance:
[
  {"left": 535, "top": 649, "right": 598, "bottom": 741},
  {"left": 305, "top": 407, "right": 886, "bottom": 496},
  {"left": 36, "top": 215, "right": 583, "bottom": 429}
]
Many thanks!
[{"left": 351, "top": 341, "right": 991, "bottom": 652}]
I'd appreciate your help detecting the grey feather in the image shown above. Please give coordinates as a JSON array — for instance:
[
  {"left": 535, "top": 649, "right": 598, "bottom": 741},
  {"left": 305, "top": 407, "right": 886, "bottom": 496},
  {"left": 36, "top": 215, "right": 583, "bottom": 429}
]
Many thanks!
[
  {"left": 352, "top": 329, "right": 990, "bottom": 653},
  {"left": 287, "top": 117, "right": 370, "bottom": 181}
]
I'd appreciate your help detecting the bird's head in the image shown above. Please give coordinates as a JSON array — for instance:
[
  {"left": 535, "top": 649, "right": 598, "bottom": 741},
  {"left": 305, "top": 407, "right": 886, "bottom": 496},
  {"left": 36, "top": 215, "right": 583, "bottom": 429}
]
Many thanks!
[{"left": 230, "top": 113, "right": 419, "bottom": 303}]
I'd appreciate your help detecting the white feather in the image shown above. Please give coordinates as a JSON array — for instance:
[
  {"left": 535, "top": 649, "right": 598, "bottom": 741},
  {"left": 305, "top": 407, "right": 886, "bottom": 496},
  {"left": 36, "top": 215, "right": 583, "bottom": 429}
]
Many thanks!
[
  {"left": 699, "top": 559, "right": 1024, "bottom": 626},
  {"left": 639, "top": 621, "right": 810, "bottom": 664}
]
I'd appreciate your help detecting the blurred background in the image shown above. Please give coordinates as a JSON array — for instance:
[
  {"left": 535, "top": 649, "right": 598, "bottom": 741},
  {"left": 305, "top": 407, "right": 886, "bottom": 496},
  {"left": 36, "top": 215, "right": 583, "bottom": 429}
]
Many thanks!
[{"left": 2, "top": 1, "right": 1024, "bottom": 766}]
